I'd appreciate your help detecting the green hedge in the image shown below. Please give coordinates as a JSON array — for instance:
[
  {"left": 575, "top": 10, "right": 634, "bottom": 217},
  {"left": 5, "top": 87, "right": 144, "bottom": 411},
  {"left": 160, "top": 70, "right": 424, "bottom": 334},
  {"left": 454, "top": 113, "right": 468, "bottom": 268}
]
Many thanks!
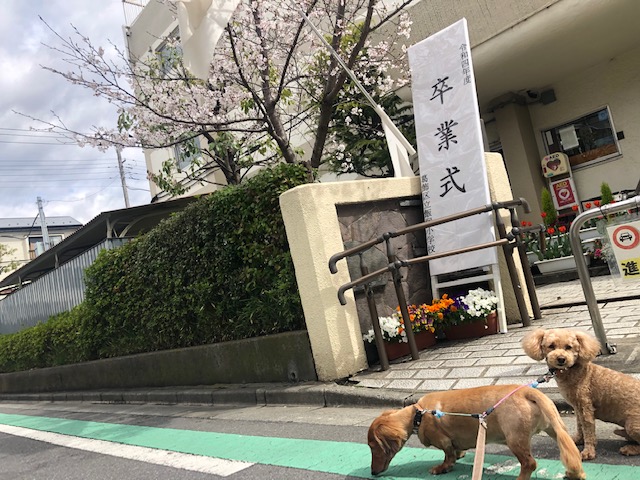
[{"left": 0, "top": 164, "right": 309, "bottom": 371}]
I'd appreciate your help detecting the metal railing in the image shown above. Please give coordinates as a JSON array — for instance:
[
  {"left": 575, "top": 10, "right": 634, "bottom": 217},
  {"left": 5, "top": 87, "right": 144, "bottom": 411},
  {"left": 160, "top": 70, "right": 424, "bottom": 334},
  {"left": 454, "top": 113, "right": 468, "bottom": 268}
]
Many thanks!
[{"left": 329, "top": 198, "right": 539, "bottom": 370}]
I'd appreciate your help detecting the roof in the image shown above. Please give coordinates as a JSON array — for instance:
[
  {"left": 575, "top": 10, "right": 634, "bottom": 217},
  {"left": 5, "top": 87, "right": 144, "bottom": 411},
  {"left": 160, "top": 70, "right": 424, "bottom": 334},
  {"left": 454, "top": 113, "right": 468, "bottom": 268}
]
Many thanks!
[
  {"left": 0, "top": 216, "right": 82, "bottom": 230},
  {"left": 0, "top": 197, "right": 198, "bottom": 289}
]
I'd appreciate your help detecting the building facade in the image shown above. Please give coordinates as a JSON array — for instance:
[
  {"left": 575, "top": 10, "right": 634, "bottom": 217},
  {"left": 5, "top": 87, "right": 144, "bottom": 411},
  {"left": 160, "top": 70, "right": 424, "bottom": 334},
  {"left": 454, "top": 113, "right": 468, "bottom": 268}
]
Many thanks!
[
  {"left": 0, "top": 216, "right": 82, "bottom": 285},
  {"left": 123, "top": 0, "right": 640, "bottom": 220}
]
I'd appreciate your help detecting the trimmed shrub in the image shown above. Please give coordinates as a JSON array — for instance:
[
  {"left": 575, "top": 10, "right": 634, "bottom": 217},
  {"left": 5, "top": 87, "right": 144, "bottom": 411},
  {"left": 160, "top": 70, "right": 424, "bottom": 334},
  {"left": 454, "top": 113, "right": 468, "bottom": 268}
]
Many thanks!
[{"left": 0, "top": 164, "right": 309, "bottom": 370}]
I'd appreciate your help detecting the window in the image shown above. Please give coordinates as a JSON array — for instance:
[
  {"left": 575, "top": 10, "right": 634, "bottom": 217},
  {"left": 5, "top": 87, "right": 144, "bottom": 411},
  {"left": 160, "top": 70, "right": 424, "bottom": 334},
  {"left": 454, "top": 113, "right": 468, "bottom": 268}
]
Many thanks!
[
  {"left": 174, "top": 137, "right": 202, "bottom": 171},
  {"left": 28, "top": 235, "right": 63, "bottom": 259},
  {"left": 542, "top": 107, "right": 620, "bottom": 168}
]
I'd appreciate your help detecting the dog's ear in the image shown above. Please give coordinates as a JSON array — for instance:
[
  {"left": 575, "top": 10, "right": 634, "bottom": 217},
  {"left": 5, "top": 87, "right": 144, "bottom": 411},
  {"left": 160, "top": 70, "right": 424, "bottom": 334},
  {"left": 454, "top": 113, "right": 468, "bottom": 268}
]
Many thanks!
[
  {"left": 370, "top": 415, "right": 408, "bottom": 454},
  {"left": 521, "top": 329, "right": 546, "bottom": 360},
  {"left": 575, "top": 330, "right": 601, "bottom": 361}
]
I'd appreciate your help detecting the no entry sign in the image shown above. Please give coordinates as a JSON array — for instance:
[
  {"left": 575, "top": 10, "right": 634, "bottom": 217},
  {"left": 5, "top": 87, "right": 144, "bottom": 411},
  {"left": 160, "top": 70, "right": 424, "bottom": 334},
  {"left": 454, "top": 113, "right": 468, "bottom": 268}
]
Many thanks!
[{"left": 607, "top": 221, "right": 640, "bottom": 282}]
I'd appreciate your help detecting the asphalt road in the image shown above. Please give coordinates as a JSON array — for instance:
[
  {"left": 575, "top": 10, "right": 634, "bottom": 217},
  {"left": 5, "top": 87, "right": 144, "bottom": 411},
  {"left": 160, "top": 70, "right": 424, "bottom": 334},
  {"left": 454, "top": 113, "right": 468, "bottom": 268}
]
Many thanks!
[{"left": 0, "top": 401, "right": 638, "bottom": 479}]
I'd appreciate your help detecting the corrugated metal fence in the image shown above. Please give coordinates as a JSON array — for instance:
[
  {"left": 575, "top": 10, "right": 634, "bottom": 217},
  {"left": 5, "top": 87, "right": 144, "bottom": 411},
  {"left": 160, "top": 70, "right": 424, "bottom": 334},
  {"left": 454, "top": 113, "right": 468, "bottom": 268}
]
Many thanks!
[{"left": 0, "top": 238, "right": 130, "bottom": 334}]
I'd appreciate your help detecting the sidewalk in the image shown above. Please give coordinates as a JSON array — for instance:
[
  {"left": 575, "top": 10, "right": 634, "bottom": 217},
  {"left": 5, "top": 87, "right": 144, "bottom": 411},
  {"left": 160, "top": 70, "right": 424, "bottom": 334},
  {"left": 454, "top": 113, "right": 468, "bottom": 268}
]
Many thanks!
[
  {"left": 0, "top": 276, "right": 638, "bottom": 410},
  {"left": 348, "top": 275, "right": 640, "bottom": 398}
]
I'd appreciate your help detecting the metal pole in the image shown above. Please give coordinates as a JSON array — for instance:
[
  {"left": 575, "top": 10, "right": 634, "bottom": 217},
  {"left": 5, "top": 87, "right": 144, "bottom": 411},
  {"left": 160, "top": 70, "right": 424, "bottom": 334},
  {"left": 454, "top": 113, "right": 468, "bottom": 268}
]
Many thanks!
[
  {"left": 116, "top": 147, "right": 131, "bottom": 208},
  {"left": 508, "top": 210, "right": 542, "bottom": 320},
  {"left": 361, "top": 258, "right": 390, "bottom": 371},
  {"left": 569, "top": 196, "right": 640, "bottom": 354},
  {"left": 36, "top": 197, "right": 51, "bottom": 251},
  {"left": 385, "top": 236, "right": 419, "bottom": 360},
  {"left": 494, "top": 208, "right": 531, "bottom": 326}
]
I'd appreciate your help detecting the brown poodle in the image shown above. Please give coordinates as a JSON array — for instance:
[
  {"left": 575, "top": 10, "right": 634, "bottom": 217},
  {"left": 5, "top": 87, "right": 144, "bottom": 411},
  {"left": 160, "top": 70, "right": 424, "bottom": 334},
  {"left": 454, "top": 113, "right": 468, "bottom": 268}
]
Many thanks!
[
  {"left": 522, "top": 328, "right": 640, "bottom": 460},
  {"left": 367, "top": 384, "right": 585, "bottom": 480}
]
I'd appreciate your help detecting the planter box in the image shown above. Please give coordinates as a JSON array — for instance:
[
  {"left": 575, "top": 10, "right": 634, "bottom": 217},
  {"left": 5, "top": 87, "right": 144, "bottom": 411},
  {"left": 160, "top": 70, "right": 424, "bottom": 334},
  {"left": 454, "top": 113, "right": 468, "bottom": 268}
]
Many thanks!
[
  {"left": 535, "top": 254, "right": 591, "bottom": 275},
  {"left": 384, "top": 330, "right": 437, "bottom": 361},
  {"left": 442, "top": 311, "right": 498, "bottom": 341},
  {"left": 579, "top": 227, "right": 601, "bottom": 242}
]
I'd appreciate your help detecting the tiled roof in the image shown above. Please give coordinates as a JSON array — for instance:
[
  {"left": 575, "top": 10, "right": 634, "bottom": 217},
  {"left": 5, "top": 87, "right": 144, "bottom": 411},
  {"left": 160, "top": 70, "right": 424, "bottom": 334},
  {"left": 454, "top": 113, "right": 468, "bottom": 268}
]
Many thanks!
[{"left": 0, "top": 217, "right": 82, "bottom": 230}]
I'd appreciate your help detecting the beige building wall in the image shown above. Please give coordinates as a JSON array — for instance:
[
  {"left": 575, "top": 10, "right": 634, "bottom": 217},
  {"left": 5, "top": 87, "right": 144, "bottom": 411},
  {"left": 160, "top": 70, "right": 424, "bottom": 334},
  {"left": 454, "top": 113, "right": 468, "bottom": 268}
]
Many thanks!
[
  {"left": 528, "top": 44, "right": 640, "bottom": 200},
  {"left": 280, "top": 153, "right": 532, "bottom": 381}
]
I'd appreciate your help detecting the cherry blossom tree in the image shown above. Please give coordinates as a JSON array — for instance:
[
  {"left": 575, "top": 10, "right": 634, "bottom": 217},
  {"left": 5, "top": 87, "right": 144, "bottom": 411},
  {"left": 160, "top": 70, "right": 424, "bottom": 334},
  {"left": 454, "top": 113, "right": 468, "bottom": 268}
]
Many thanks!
[{"left": 31, "top": 0, "right": 414, "bottom": 194}]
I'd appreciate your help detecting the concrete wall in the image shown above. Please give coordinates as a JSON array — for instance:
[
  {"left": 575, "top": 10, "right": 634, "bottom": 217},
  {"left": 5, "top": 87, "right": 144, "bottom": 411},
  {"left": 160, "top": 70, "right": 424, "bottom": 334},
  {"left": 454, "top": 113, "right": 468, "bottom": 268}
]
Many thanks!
[{"left": 0, "top": 331, "right": 316, "bottom": 394}]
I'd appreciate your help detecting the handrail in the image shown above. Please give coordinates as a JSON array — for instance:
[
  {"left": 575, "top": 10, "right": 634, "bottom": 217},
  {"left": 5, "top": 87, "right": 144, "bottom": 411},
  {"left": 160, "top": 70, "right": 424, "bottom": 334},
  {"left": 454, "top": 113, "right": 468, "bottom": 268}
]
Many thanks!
[
  {"left": 337, "top": 238, "right": 510, "bottom": 305},
  {"left": 329, "top": 198, "right": 530, "bottom": 274},
  {"left": 568, "top": 195, "right": 640, "bottom": 354}
]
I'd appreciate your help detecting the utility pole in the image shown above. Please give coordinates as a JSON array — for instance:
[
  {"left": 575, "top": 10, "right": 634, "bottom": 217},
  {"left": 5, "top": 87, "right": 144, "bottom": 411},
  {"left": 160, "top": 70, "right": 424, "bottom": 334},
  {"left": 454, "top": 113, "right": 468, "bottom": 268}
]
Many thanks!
[
  {"left": 36, "top": 196, "right": 51, "bottom": 251},
  {"left": 116, "top": 147, "right": 131, "bottom": 208}
]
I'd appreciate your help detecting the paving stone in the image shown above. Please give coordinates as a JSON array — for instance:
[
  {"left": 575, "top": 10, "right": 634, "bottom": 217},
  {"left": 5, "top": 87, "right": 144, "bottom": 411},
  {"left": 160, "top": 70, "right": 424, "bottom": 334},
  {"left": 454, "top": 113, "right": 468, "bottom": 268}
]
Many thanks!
[
  {"left": 411, "top": 368, "right": 451, "bottom": 379},
  {"left": 429, "top": 358, "right": 478, "bottom": 367},
  {"left": 446, "top": 367, "right": 486, "bottom": 379},
  {"left": 474, "top": 356, "right": 514, "bottom": 366},
  {"left": 492, "top": 342, "right": 523, "bottom": 351},
  {"left": 453, "top": 378, "right": 496, "bottom": 389},
  {"left": 501, "top": 349, "right": 528, "bottom": 357},
  {"left": 417, "top": 379, "right": 456, "bottom": 391},
  {"left": 468, "top": 350, "right": 506, "bottom": 358},
  {"left": 406, "top": 359, "right": 445, "bottom": 369},
  {"left": 432, "top": 352, "right": 471, "bottom": 360},
  {"left": 483, "top": 365, "right": 528, "bottom": 378},
  {"left": 385, "top": 370, "right": 417, "bottom": 379},
  {"left": 386, "top": 379, "right": 422, "bottom": 390},
  {"left": 355, "top": 379, "right": 391, "bottom": 388}
]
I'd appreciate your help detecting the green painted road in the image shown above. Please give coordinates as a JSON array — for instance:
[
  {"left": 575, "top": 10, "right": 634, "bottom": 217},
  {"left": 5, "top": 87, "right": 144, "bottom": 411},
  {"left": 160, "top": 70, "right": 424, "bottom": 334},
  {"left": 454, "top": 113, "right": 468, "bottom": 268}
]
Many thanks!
[{"left": 0, "top": 412, "right": 637, "bottom": 479}]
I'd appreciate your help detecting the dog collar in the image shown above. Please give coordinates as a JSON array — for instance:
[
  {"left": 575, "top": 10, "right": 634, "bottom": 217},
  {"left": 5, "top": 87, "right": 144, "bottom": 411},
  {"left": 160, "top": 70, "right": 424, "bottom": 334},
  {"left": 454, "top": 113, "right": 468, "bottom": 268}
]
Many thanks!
[{"left": 413, "top": 406, "right": 426, "bottom": 434}]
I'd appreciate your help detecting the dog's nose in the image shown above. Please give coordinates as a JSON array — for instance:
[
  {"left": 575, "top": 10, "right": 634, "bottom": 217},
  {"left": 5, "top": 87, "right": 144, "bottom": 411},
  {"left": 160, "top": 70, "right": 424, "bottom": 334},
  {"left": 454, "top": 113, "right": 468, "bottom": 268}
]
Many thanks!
[{"left": 557, "top": 356, "right": 566, "bottom": 365}]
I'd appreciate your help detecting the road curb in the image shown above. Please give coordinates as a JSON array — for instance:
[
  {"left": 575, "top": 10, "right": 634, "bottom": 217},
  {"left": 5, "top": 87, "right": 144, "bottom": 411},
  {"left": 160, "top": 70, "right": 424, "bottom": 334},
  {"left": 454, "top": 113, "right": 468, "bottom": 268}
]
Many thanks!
[{"left": 0, "top": 382, "right": 576, "bottom": 414}]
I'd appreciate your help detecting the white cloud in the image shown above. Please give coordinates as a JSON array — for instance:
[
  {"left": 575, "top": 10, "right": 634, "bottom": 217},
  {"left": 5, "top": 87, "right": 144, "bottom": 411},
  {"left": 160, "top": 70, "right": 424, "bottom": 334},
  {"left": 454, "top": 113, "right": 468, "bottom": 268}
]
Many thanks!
[{"left": 0, "top": 0, "right": 152, "bottom": 225}]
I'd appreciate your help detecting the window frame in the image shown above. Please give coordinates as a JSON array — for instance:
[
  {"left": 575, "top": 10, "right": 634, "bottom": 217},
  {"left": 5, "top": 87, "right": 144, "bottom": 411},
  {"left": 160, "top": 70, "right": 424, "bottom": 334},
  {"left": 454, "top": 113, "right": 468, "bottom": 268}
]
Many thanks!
[{"left": 541, "top": 106, "right": 621, "bottom": 169}]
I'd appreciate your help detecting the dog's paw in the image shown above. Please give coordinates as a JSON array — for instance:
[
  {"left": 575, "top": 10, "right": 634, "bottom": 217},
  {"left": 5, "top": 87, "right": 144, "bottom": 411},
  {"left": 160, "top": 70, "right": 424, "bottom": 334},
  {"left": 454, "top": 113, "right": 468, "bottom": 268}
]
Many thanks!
[
  {"left": 456, "top": 450, "right": 466, "bottom": 459},
  {"left": 429, "top": 464, "right": 453, "bottom": 475},
  {"left": 619, "top": 444, "right": 640, "bottom": 456},
  {"left": 580, "top": 447, "right": 596, "bottom": 461}
]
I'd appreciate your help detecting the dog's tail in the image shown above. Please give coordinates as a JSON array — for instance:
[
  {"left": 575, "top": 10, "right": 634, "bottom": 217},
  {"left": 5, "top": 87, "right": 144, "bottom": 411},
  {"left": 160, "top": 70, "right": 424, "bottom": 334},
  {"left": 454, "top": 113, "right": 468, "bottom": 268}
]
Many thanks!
[{"left": 527, "top": 389, "right": 585, "bottom": 480}]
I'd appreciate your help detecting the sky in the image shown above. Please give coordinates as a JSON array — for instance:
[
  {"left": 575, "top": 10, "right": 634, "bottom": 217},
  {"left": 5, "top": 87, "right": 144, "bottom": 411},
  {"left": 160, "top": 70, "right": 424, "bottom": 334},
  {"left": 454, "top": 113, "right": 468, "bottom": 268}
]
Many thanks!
[{"left": 0, "top": 1, "right": 152, "bottom": 225}]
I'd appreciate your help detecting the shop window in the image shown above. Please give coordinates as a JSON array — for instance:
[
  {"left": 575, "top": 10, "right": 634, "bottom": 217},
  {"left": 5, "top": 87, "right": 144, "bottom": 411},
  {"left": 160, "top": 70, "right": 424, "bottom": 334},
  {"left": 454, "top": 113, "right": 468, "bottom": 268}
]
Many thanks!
[{"left": 542, "top": 107, "right": 620, "bottom": 168}]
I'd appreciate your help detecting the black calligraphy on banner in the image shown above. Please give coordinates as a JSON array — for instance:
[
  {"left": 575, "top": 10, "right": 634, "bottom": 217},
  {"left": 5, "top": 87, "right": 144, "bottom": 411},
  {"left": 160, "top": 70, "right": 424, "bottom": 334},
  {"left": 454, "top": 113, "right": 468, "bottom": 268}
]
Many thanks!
[
  {"left": 421, "top": 173, "right": 436, "bottom": 254},
  {"left": 439, "top": 166, "right": 466, "bottom": 197},
  {"left": 430, "top": 77, "right": 453, "bottom": 104},
  {"left": 435, "top": 120, "right": 459, "bottom": 151},
  {"left": 460, "top": 44, "right": 471, "bottom": 85}
]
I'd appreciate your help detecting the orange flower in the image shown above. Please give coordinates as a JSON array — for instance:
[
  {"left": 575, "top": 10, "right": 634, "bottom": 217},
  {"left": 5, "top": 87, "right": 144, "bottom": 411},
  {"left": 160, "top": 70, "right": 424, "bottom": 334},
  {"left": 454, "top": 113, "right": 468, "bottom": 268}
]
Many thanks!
[
  {"left": 594, "top": 200, "right": 601, "bottom": 207},
  {"left": 571, "top": 205, "right": 579, "bottom": 211},
  {"left": 585, "top": 202, "right": 591, "bottom": 209},
  {"left": 558, "top": 225, "right": 567, "bottom": 233},
  {"left": 547, "top": 227, "right": 555, "bottom": 235},
  {"left": 541, "top": 212, "right": 547, "bottom": 218}
]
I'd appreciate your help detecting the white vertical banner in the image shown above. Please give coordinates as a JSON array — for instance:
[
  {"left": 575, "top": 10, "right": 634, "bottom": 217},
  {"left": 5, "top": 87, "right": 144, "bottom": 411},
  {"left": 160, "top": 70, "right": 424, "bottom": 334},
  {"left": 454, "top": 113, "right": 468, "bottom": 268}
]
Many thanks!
[{"left": 408, "top": 18, "right": 496, "bottom": 276}]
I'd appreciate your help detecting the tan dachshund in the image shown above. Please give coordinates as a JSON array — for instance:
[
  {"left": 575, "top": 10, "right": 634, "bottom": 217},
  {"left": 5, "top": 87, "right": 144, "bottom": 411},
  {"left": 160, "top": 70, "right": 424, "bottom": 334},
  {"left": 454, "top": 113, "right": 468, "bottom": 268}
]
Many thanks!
[
  {"left": 367, "top": 384, "right": 585, "bottom": 480},
  {"left": 523, "top": 328, "right": 640, "bottom": 460}
]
